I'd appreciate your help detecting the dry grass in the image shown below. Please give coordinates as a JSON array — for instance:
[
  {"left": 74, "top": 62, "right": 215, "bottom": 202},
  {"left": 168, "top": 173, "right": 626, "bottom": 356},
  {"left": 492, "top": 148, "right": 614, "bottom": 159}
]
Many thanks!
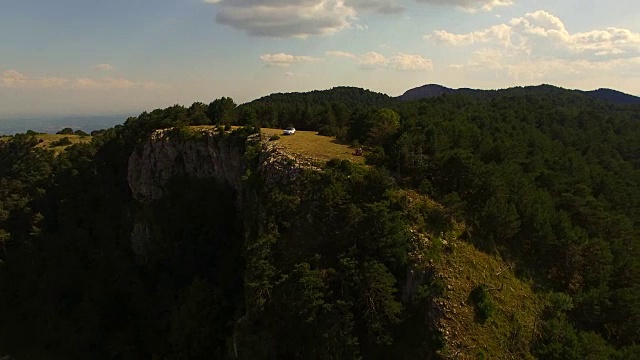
[
  {"left": 36, "top": 134, "right": 92, "bottom": 152},
  {"left": 260, "top": 128, "right": 365, "bottom": 164},
  {"left": 194, "top": 126, "right": 365, "bottom": 164},
  {"left": 433, "top": 241, "right": 541, "bottom": 359},
  {"left": 1, "top": 133, "right": 92, "bottom": 153}
]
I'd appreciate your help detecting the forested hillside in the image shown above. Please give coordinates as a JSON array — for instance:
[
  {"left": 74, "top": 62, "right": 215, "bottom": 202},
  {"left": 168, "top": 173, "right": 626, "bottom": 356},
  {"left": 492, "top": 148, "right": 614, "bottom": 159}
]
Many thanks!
[{"left": 1, "top": 85, "right": 639, "bottom": 359}]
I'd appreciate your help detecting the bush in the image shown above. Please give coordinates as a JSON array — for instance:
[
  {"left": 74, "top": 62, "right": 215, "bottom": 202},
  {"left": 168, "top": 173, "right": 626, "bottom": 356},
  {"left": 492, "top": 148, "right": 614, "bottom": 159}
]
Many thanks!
[
  {"left": 74, "top": 130, "right": 89, "bottom": 137},
  {"left": 364, "top": 146, "right": 386, "bottom": 166},
  {"left": 351, "top": 140, "right": 360, "bottom": 148},
  {"left": 269, "top": 135, "right": 280, "bottom": 141},
  {"left": 56, "top": 127, "right": 74, "bottom": 135},
  {"left": 317, "top": 125, "right": 335, "bottom": 137},
  {"left": 224, "top": 123, "right": 232, "bottom": 131},
  {"left": 50, "top": 137, "right": 73, "bottom": 147},
  {"left": 470, "top": 284, "right": 495, "bottom": 323}
]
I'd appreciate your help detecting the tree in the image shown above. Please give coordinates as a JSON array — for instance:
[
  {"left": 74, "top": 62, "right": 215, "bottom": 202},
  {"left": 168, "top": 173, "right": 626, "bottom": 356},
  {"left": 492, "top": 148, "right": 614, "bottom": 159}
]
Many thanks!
[
  {"left": 56, "top": 127, "right": 74, "bottom": 135},
  {"left": 367, "top": 109, "right": 400, "bottom": 146},
  {"left": 207, "top": 97, "right": 238, "bottom": 125}
]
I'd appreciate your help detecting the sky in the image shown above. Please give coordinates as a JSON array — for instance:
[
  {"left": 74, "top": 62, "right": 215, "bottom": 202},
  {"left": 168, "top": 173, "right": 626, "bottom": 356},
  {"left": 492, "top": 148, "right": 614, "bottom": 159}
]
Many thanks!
[{"left": 1, "top": 0, "right": 639, "bottom": 117}]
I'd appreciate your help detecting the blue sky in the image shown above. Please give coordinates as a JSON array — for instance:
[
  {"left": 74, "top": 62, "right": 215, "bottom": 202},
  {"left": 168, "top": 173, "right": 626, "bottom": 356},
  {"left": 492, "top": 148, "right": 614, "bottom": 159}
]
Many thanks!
[{"left": 1, "top": 0, "right": 639, "bottom": 117}]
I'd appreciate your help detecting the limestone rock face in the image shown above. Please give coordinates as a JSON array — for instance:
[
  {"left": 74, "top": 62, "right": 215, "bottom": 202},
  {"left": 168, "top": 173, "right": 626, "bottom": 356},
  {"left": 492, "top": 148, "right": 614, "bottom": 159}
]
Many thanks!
[
  {"left": 126, "top": 128, "right": 319, "bottom": 262},
  {"left": 127, "top": 128, "right": 320, "bottom": 203},
  {"left": 128, "top": 129, "right": 246, "bottom": 202}
]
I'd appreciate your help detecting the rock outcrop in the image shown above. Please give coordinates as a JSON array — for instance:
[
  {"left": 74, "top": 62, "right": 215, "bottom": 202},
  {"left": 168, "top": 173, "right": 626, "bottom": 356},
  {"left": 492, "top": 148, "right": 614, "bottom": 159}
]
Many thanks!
[{"left": 127, "top": 128, "right": 320, "bottom": 204}]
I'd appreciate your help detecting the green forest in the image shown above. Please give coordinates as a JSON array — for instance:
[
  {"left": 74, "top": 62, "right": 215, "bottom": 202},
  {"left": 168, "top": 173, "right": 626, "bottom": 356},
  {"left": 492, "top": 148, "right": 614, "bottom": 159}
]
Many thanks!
[{"left": 1, "top": 85, "right": 639, "bottom": 359}]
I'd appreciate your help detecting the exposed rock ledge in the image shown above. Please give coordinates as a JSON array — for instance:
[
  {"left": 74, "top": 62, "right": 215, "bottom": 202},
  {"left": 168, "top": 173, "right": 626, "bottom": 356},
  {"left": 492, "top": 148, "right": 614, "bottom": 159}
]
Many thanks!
[{"left": 127, "top": 128, "right": 320, "bottom": 203}]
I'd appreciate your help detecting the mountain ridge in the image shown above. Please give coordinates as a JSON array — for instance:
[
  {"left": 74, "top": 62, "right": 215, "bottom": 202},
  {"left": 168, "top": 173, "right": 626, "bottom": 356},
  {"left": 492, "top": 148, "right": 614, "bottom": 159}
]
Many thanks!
[{"left": 397, "top": 83, "right": 640, "bottom": 104}]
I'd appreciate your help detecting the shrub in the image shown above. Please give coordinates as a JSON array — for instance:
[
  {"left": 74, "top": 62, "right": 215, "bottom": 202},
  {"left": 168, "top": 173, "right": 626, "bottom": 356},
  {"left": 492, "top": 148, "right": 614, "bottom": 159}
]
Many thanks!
[
  {"left": 269, "top": 135, "right": 280, "bottom": 141},
  {"left": 364, "top": 146, "right": 386, "bottom": 166},
  {"left": 470, "top": 284, "right": 495, "bottom": 323},
  {"left": 317, "top": 125, "right": 334, "bottom": 137},
  {"left": 50, "top": 137, "right": 73, "bottom": 147},
  {"left": 56, "top": 127, "right": 74, "bottom": 135},
  {"left": 224, "top": 123, "right": 232, "bottom": 131}
]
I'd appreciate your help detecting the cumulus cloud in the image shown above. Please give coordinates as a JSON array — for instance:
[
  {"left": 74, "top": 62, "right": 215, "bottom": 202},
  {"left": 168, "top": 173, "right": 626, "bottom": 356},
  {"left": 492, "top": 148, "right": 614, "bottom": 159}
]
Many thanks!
[
  {"left": 359, "top": 51, "right": 391, "bottom": 68},
  {"left": 326, "top": 50, "right": 433, "bottom": 71},
  {"left": 429, "top": 11, "right": 640, "bottom": 81},
  {"left": 325, "top": 50, "right": 358, "bottom": 59},
  {"left": 390, "top": 52, "right": 434, "bottom": 70},
  {"left": 416, "top": 0, "right": 513, "bottom": 12},
  {"left": 205, "top": 0, "right": 357, "bottom": 38},
  {"left": 260, "top": 53, "right": 322, "bottom": 67},
  {"left": 94, "top": 63, "right": 114, "bottom": 71},
  {"left": 429, "top": 24, "right": 512, "bottom": 46},
  {"left": 204, "top": 0, "right": 513, "bottom": 38},
  {"left": 427, "top": 10, "right": 640, "bottom": 57},
  {"left": 1, "top": 70, "right": 168, "bottom": 90}
]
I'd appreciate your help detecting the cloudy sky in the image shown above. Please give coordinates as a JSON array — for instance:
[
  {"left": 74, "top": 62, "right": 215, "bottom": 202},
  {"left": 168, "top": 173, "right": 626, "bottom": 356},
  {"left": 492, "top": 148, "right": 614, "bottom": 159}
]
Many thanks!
[{"left": 1, "top": 0, "right": 639, "bottom": 117}]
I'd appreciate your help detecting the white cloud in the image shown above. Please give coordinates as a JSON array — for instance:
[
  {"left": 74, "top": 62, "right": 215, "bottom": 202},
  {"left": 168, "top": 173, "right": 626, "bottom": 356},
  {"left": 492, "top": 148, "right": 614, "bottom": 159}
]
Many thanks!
[
  {"left": 260, "top": 53, "right": 322, "bottom": 67},
  {"left": 428, "top": 10, "right": 640, "bottom": 57},
  {"left": 327, "top": 50, "right": 433, "bottom": 71},
  {"left": 205, "top": 0, "right": 357, "bottom": 38},
  {"left": 206, "top": 0, "right": 509, "bottom": 39},
  {"left": 428, "top": 24, "right": 512, "bottom": 46},
  {"left": 1, "top": 70, "right": 168, "bottom": 90},
  {"left": 431, "top": 11, "right": 640, "bottom": 83},
  {"left": 94, "top": 63, "right": 114, "bottom": 71},
  {"left": 324, "top": 50, "right": 358, "bottom": 59},
  {"left": 390, "top": 52, "right": 434, "bottom": 70},
  {"left": 415, "top": 0, "right": 513, "bottom": 12},
  {"left": 359, "top": 51, "right": 390, "bottom": 68},
  {"left": 0, "top": 70, "right": 70, "bottom": 89}
]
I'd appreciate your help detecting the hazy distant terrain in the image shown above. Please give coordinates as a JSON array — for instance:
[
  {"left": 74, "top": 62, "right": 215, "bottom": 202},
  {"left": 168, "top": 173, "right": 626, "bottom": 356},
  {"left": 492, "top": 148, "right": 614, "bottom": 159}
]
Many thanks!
[{"left": 0, "top": 114, "right": 133, "bottom": 135}]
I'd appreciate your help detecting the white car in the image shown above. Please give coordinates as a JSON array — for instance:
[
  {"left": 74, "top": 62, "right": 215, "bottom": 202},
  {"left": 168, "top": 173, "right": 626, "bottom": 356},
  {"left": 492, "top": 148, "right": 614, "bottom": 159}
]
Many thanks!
[{"left": 283, "top": 127, "right": 296, "bottom": 135}]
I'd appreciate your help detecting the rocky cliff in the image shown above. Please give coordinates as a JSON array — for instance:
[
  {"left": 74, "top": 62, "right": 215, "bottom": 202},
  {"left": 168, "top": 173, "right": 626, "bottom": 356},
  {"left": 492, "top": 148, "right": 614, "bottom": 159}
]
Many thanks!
[{"left": 127, "top": 128, "right": 319, "bottom": 204}]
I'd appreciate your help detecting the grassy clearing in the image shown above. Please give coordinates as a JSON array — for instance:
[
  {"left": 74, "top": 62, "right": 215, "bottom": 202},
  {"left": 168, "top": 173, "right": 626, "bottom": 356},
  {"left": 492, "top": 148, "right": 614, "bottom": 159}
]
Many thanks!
[
  {"left": 1, "top": 134, "right": 92, "bottom": 153},
  {"left": 194, "top": 126, "right": 365, "bottom": 164},
  {"left": 36, "top": 134, "right": 92, "bottom": 152},
  {"left": 260, "top": 128, "right": 365, "bottom": 164}
]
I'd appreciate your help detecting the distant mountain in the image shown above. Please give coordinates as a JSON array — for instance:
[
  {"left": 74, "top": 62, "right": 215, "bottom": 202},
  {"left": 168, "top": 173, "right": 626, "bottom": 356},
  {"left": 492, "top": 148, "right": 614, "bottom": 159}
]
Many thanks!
[
  {"left": 397, "top": 84, "right": 457, "bottom": 101},
  {"left": 245, "top": 86, "right": 394, "bottom": 108},
  {"left": 584, "top": 88, "right": 640, "bottom": 105},
  {"left": 398, "top": 84, "right": 640, "bottom": 105}
]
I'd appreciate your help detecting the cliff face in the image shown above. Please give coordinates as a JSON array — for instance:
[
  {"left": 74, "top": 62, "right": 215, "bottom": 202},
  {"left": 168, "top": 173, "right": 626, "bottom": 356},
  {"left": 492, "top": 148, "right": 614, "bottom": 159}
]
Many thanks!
[
  {"left": 128, "top": 129, "right": 246, "bottom": 202},
  {"left": 127, "top": 129, "right": 318, "bottom": 204},
  {"left": 126, "top": 128, "right": 317, "bottom": 264}
]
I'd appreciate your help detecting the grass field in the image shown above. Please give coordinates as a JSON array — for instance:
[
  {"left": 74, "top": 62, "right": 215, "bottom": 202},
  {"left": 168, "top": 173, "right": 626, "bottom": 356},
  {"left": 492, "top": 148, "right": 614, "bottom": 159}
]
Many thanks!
[
  {"left": 260, "top": 128, "right": 365, "bottom": 164},
  {"left": 1, "top": 133, "right": 92, "bottom": 153},
  {"left": 195, "top": 126, "right": 365, "bottom": 164}
]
